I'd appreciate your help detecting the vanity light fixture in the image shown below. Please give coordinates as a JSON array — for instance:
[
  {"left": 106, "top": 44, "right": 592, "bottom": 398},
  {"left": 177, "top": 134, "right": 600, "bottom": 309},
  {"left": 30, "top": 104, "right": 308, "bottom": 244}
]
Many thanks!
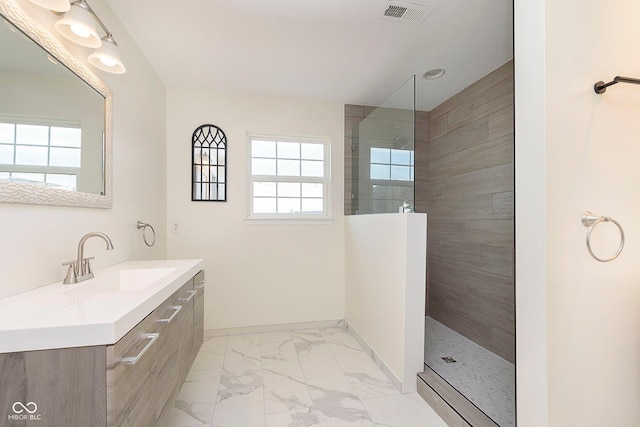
[
  {"left": 88, "top": 35, "right": 125, "bottom": 74},
  {"left": 29, "top": 0, "right": 126, "bottom": 74},
  {"left": 54, "top": 0, "right": 100, "bottom": 47}
]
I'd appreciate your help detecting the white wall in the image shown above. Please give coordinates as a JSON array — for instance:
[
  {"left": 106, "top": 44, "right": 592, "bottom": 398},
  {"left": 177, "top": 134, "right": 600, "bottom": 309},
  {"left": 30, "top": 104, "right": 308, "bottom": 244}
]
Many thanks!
[
  {"left": 165, "top": 89, "right": 345, "bottom": 330},
  {"left": 0, "top": 0, "right": 167, "bottom": 299},
  {"left": 516, "top": 0, "right": 640, "bottom": 425},
  {"left": 345, "top": 213, "right": 426, "bottom": 392}
]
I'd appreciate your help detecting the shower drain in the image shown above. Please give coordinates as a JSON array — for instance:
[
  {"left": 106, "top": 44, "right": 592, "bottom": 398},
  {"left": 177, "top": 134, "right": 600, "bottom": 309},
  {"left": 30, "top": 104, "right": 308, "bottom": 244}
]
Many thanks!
[{"left": 442, "top": 356, "right": 457, "bottom": 363}]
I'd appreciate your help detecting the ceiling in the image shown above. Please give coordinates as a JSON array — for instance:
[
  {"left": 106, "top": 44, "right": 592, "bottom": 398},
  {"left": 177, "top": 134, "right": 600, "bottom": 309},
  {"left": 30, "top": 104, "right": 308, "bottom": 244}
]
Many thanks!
[{"left": 106, "top": 0, "right": 513, "bottom": 111}]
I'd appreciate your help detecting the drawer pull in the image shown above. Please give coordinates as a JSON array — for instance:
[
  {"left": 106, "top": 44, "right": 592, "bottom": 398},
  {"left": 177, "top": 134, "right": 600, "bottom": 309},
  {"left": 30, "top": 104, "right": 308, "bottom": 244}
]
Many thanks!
[
  {"left": 157, "top": 305, "right": 182, "bottom": 324},
  {"left": 180, "top": 290, "right": 196, "bottom": 302},
  {"left": 196, "top": 280, "right": 206, "bottom": 289},
  {"left": 119, "top": 333, "right": 159, "bottom": 365}
]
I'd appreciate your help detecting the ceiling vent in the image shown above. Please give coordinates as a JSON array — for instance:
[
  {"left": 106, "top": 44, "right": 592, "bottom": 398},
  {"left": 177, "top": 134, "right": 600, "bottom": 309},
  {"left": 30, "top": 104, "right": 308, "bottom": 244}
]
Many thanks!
[{"left": 380, "top": 1, "right": 433, "bottom": 24}]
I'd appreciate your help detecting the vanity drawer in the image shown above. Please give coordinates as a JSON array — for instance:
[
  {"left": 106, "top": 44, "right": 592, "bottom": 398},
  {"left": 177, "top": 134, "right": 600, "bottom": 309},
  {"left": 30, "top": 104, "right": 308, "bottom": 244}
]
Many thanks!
[
  {"left": 108, "top": 309, "right": 160, "bottom": 427},
  {"left": 154, "top": 280, "right": 193, "bottom": 418},
  {"left": 175, "top": 278, "right": 195, "bottom": 380},
  {"left": 193, "top": 270, "right": 205, "bottom": 353}
]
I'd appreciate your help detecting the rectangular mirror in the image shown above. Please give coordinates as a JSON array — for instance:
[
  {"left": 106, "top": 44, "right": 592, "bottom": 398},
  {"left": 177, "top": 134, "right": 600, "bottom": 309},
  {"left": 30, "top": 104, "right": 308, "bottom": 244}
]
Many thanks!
[{"left": 0, "top": 0, "right": 112, "bottom": 208}]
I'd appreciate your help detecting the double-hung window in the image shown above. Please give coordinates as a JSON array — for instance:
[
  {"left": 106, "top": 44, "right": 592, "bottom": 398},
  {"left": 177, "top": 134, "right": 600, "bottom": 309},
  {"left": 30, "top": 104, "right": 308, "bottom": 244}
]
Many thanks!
[
  {"left": 0, "top": 120, "right": 81, "bottom": 191},
  {"left": 248, "top": 134, "right": 330, "bottom": 220}
]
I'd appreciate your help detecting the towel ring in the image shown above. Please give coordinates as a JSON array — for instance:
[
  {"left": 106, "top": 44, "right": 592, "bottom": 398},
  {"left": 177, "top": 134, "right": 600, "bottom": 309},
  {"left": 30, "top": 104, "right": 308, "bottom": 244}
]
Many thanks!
[
  {"left": 581, "top": 212, "right": 624, "bottom": 262},
  {"left": 136, "top": 221, "right": 156, "bottom": 247}
]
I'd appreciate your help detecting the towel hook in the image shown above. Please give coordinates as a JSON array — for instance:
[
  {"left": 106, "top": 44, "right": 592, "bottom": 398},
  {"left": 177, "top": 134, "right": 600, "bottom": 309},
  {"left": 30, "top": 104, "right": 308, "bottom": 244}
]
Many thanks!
[
  {"left": 581, "top": 212, "right": 624, "bottom": 262},
  {"left": 136, "top": 221, "right": 156, "bottom": 247}
]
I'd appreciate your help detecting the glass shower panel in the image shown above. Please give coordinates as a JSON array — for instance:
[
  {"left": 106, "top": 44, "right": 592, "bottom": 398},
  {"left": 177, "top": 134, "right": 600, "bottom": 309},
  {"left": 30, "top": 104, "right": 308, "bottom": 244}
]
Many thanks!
[{"left": 350, "top": 76, "right": 415, "bottom": 214}]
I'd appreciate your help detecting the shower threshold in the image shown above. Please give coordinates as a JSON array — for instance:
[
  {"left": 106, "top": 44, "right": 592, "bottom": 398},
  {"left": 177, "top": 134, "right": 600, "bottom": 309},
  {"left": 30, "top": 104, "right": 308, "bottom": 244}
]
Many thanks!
[{"left": 417, "top": 366, "right": 499, "bottom": 427}]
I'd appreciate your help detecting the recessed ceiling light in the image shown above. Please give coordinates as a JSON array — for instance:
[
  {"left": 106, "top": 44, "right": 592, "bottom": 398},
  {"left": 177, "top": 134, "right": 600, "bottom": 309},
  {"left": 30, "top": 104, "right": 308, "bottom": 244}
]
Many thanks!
[{"left": 423, "top": 68, "right": 446, "bottom": 80}]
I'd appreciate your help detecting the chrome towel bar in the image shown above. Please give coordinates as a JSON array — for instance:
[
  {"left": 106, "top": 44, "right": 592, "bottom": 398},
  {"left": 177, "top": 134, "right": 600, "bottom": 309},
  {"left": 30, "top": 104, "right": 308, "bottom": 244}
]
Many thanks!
[{"left": 136, "top": 221, "right": 156, "bottom": 247}]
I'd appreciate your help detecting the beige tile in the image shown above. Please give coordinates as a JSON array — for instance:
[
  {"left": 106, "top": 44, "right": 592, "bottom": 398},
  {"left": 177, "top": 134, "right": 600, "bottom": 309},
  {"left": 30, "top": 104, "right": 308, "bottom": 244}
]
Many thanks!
[
  {"left": 447, "top": 78, "right": 514, "bottom": 134},
  {"left": 489, "top": 327, "right": 516, "bottom": 363},
  {"left": 429, "top": 113, "right": 447, "bottom": 141},
  {"left": 492, "top": 191, "right": 514, "bottom": 219},
  {"left": 428, "top": 240, "right": 440, "bottom": 260},
  {"left": 425, "top": 194, "right": 494, "bottom": 220},
  {"left": 429, "top": 118, "right": 489, "bottom": 160},
  {"left": 439, "top": 241, "right": 513, "bottom": 277},
  {"left": 445, "top": 163, "right": 514, "bottom": 199},
  {"left": 489, "top": 106, "right": 514, "bottom": 140},
  {"left": 367, "top": 106, "right": 414, "bottom": 121},
  {"left": 428, "top": 259, "right": 468, "bottom": 292},
  {"left": 466, "top": 268, "right": 514, "bottom": 310},
  {"left": 427, "top": 219, "right": 466, "bottom": 243},
  {"left": 345, "top": 116, "right": 364, "bottom": 138},
  {"left": 457, "top": 60, "right": 514, "bottom": 105},
  {"left": 454, "top": 135, "right": 513, "bottom": 175},
  {"left": 416, "top": 180, "right": 445, "bottom": 201},
  {"left": 415, "top": 110, "right": 430, "bottom": 123},
  {"left": 415, "top": 160, "right": 430, "bottom": 181},
  {"left": 464, "top": 219, "right": 514, "bottom": 248},
  {"left": 345, "top": 104, "right": 365, "bottom": 118},
  {"left": 430, "top": 94, "right": 458, "bottom": 120},
  {"left": 427, "top": 154, "right": 457, "bottom": 181}
]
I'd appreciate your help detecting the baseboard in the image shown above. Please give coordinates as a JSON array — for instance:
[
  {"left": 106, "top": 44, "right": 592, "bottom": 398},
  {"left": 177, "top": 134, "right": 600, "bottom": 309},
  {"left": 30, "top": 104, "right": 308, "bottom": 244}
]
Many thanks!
[
  {"left": 344, "top": 320, "right": 402, "bottom": 392},
  {"left": 204, "top": 319, "right": 344, "bottom": 337}
]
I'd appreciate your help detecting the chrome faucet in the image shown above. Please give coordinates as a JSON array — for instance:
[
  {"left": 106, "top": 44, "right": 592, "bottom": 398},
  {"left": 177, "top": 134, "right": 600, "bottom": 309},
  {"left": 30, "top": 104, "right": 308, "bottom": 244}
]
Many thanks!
[{"left": 63, "top": 232, "right": 114, "bottom": 284}]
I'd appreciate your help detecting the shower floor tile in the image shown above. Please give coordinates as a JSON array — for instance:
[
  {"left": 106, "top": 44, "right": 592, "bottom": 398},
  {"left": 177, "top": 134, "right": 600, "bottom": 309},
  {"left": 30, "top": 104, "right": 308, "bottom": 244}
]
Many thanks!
[
  {"left": 424, "top": 316, "right": 515, "bottom": 427},
  {"left": 162, "top": 325, "right": 446, "bottom": 427}
]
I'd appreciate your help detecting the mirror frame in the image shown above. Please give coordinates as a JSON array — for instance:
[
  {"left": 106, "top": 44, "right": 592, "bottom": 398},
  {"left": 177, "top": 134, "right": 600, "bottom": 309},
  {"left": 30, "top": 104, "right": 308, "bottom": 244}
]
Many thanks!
[{"left": 0, "top": 0, "right": 112, "bottom": 208}]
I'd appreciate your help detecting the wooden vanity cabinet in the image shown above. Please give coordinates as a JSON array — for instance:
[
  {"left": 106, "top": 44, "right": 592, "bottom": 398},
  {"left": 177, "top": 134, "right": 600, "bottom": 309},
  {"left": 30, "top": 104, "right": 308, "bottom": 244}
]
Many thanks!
[
  {"left": 193, "top": 270, "right": 205, "bottom": 354},
  {"left": 0, "top": 270, "right": 205, "bottom": 427},
  {"left": 107, "top": 305, "right": 161, "bottom": 427}
]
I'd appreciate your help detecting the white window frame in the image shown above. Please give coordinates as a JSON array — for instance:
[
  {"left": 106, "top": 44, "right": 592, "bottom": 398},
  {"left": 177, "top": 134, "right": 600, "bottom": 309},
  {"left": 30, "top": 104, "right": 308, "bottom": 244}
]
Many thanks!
[
  {"left": 246, "top": 133, "right": 332, "bottom": 223},
  {"left": 0, "top": 116, "right": 81, "bottom": 190}
]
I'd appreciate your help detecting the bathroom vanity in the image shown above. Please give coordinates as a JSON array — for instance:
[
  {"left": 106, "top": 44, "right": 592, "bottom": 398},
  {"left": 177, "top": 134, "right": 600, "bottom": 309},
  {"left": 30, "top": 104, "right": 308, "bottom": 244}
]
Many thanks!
[{"left": 0, "top": 259, "right": 205, "bottom": 427}]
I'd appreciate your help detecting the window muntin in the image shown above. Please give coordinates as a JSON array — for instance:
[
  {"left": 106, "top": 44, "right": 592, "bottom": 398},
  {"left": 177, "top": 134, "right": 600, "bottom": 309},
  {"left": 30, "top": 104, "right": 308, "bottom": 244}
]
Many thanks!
[
  {"left": 370, "top": 147, "right": 414, "bottom": 181},
  {"left": 0, "top": 121, "right": 81, "bottom": 190},
  {"left": 249, "top": 135, "right": 329, "bottom": 218}
]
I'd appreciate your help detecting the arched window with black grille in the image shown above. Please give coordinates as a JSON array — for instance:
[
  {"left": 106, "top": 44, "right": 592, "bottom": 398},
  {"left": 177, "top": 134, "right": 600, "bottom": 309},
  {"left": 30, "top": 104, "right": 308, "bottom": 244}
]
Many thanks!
[{"left": 192, "top": 124, "right": 227, "bottom": 201}]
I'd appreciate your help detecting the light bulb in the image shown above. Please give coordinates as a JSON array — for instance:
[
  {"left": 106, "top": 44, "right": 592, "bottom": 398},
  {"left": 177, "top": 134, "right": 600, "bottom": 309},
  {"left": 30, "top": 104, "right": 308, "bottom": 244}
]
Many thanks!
[
  {"left": 70, "top": 24, "right": 91, "bottom": 38},
  {"left": 100, "top": 56, "right": 117, "bottom": 67}
]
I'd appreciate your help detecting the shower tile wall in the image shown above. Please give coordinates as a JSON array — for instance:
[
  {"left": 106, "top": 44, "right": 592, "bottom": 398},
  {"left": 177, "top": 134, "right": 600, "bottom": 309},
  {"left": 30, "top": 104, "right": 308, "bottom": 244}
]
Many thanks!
[{"left": 416, "top": 61, "right": 515, "bottom": 362}]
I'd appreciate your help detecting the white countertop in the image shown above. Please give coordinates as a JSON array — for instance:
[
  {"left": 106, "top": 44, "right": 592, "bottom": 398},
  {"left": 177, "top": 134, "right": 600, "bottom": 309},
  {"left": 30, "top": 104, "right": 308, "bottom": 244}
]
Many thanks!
[{"left": 0, "top": 259, "right": 205, "bottom": 353}]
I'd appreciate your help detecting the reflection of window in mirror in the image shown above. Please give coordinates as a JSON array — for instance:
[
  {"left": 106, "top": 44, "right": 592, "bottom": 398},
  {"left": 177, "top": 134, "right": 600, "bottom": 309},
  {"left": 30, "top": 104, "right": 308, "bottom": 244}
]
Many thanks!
[
  {"left": 192, "top": 124, "right": 227, "bottom": 202},
  {"left": 369, "top": 147, "right": 414, "bottom": 181},
  {"left": 0, "top": 119, "right": 81, "bottom": 191}
]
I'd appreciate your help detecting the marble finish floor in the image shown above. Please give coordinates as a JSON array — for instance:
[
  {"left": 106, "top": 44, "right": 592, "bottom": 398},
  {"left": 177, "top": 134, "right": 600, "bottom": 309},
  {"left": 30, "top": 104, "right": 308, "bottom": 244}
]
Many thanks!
[
  {"left": 162, "top": 326, "right": 447, "bottom": 427},
  {"left": 424, "top": 316, "right": 515, "bottom": 427}
]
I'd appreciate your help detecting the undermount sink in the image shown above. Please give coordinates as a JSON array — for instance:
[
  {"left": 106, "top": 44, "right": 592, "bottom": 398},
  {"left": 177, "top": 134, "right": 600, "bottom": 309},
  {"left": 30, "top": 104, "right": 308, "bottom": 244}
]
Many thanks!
[{"left": 62, "top": 267, "right": 177, "bottom": 294}]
